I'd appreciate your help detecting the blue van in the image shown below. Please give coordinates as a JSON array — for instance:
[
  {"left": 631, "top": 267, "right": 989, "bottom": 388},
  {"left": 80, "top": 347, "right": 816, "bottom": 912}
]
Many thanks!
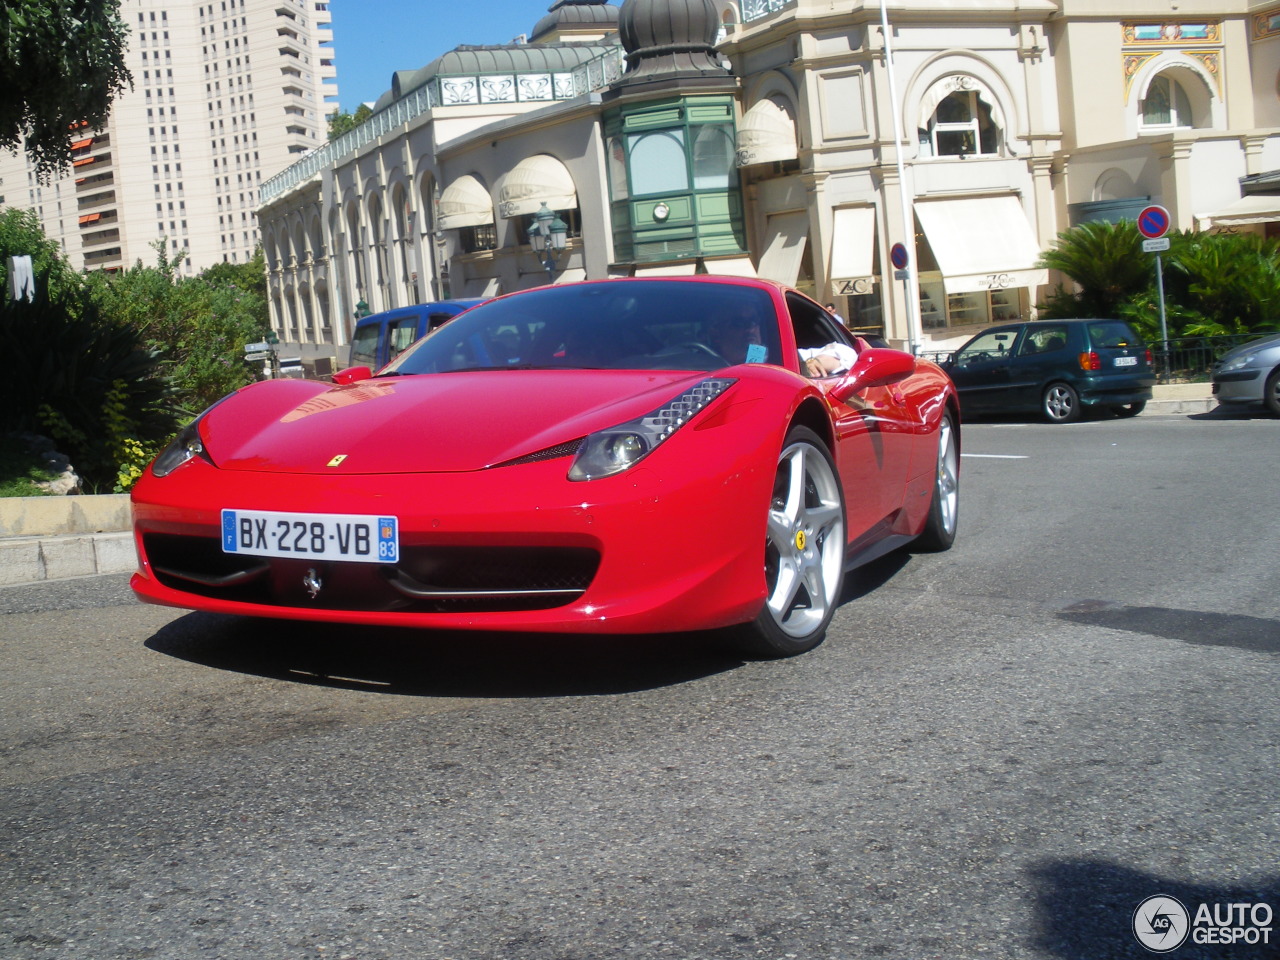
[{"left": 346, "top": 299, "right": 485, "bottom": 370}]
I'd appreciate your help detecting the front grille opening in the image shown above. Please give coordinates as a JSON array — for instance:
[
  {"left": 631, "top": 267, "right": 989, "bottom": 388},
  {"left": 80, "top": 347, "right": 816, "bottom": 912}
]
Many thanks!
[{"left": 142, "top": 533, "right": 599, "bottom": 614}]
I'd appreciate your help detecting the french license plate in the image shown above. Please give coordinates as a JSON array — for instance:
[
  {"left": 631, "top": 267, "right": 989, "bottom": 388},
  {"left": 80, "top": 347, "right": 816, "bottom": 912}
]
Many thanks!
[
  {"left": 1114, "top": 356, "right": 1138, "bottom": 367},
  {"left": 221, "top": 509, "right": 398, "bottom": 563}
]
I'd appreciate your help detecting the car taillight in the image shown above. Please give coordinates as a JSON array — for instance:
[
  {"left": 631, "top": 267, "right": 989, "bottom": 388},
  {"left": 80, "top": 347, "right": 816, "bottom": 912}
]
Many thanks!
[
  {"left": 1145, "top": 348, "right": 1153, "bottom": 365},
  {"left": 1078, "top": 351, "right": 1101, "bottom": 371}
]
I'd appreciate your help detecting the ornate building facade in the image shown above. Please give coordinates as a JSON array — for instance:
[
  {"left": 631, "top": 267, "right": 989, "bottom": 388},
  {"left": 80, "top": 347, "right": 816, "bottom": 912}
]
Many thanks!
[{"left": 256, "top": 0, "right": 1280, "bottom": 367}]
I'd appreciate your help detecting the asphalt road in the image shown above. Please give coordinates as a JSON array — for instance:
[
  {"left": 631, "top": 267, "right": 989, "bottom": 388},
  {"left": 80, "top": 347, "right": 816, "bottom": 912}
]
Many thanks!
[{"left": 1, "top": 412, "right": 1278, "bottom": 960}]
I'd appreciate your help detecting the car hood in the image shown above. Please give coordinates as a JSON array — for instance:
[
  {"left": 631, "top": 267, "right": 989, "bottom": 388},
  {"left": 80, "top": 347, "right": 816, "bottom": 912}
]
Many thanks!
[
  {"left": 1217, "top": 332, "right": 1280, "bottom": 364},
  {"left": 201, "top": 370, "right": 712, "bottom": 474}
]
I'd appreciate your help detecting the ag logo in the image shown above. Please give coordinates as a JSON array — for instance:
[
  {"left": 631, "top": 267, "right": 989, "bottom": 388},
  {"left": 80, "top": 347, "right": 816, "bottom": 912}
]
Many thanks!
[{"left": 1133, "top": 895, "right": 1190, "bottom": 953}]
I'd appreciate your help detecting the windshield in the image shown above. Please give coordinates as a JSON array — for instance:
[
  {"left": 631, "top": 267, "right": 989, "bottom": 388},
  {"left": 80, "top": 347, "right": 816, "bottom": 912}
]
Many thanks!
[{"left": 381, "top": 280, "right": 783, "bottom": 375}]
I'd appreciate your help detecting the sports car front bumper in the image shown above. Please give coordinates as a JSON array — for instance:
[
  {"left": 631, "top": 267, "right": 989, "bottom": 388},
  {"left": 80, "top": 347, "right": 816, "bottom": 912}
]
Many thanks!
[{"left": 131, "top": 428, "right": 780, "bottom": 635}]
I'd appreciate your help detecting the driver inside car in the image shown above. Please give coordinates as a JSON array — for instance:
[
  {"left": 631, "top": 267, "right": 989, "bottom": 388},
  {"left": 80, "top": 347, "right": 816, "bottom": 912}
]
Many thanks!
[{"left": 799, "top": 341, "right": 858, "bottom": 378}]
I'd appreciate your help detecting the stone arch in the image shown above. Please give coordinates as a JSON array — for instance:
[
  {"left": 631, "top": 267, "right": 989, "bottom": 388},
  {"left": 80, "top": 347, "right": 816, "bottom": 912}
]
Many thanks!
[{"left": 905, "top": 52, "right": 1021, "bottom": 159}]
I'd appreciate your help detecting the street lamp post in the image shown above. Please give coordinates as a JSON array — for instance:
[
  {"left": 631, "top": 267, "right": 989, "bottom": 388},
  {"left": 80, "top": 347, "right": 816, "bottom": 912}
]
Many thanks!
[{"left": 527, "top": 203, "right": 568, "bottom": 283}]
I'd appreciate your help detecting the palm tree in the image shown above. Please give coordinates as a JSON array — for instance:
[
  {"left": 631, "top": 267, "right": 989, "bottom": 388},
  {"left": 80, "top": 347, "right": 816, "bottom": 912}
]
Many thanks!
[{"left": 1036, "top": 220, "right": 1152, "bottom": 318}]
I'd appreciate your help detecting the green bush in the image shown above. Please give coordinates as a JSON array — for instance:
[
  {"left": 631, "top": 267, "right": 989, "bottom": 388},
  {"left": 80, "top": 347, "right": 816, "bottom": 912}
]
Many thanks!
[{"left": 0, "top": 282, "right": 177, "bottom": 492}]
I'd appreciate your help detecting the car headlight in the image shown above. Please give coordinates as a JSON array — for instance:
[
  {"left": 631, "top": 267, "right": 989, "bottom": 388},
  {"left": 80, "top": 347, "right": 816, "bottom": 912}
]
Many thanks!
[
  {"left": 1217, "top": 350, "right": 1261, "bottom": 374},
  {"left": 568, "top": 377, "right": 737, "bottom": 481},
  {"left": 151, "top": 419, "right": 211, "bottom": 478}
]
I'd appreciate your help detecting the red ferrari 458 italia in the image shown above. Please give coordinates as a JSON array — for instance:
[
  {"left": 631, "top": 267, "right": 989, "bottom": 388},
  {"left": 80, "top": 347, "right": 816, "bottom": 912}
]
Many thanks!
[{"left": 131, "top": 277, "right": 959, "bottom": 657}]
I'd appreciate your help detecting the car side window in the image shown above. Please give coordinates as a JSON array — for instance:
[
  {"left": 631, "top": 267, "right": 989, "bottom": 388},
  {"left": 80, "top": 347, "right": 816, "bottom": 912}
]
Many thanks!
[
  {"left": 787, "top": 294, "right": 858, "bottom": 378},
  {"left": 388, "top": 319, "right": 420, "bottom": 361},
  {"left": 955, "top": 329, "right": 1017, "bottom": 364},
  {"left": 1017, "top": 324, "right": 1068, "bottom": 357}
]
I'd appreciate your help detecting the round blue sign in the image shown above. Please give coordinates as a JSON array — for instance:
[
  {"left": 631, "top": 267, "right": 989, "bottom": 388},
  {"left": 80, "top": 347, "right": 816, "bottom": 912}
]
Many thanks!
[
  {"left": 890, "top": 242, "right": 910, "bottom": 270},
  {"left": 1137, "top": 205, "right": 1171, "bottom": 240}
]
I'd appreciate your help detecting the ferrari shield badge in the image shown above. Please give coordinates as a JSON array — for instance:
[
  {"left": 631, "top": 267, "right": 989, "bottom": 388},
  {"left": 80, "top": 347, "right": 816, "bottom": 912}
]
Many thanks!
[{"left": 327, "top": 454, "right": 348, "bottom": 467}]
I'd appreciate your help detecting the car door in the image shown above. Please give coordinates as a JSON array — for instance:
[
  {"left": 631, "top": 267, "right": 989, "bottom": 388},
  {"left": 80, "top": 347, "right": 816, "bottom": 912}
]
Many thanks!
[
  {"left": 946, "top": 325, "right": 1022, "bottom": 412},
  {"left": 385, "top": 315, "right": 424, "bottom": 366},
  {"left": 1008, "top": 322, "right": 1071, "bottom": 409},
  {"left": 786, "top": 294, "right": 912, "bottom": 543}
]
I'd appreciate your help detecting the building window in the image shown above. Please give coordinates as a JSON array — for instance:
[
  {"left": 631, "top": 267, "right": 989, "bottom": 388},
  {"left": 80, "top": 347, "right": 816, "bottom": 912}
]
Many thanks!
[
  {"left": 919, "top": 90, "right": 999, "bottom": 158},
  {"left": 627, "top": 130, "right": 689, "bottom": 196},
  {"left": 461, "top": 223, "right": 498, "bottom": 253},
  {"left": 1140, "top": 74, "right": 1194, "bottom": 129}
]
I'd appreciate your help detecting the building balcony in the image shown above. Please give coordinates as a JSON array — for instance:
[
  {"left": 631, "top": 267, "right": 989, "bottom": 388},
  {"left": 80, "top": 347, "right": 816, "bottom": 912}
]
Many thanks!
[
  {"left": 77, "top": 190, "right": 117, "bottom": 210},
  {"left": 81, "top": 227, "right": 122, "bottom": 249}
]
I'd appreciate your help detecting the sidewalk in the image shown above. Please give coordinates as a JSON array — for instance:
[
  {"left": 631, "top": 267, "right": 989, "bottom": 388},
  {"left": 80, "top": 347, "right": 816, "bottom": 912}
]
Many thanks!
[{"left": 0, "top": 382, "right": 1221, "bottom": 588}]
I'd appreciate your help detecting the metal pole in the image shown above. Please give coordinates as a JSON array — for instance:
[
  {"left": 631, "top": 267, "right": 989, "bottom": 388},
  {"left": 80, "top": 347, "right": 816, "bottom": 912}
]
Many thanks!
[
  {"left": 1155, "top": 252, "right": 1169, "bottom": 377},
  {"left": 879, "top": 0, "right": 921, "bottom": 354}
]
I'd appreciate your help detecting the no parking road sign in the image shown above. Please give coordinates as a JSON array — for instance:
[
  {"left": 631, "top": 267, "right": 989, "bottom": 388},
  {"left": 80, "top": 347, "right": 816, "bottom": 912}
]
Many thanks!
[
  {"left": 1137, "top": 205, "right": 1172, "bottom": 350},
  {"left": 1137, "top": 204, "right": 1170, "bottom": 240}
]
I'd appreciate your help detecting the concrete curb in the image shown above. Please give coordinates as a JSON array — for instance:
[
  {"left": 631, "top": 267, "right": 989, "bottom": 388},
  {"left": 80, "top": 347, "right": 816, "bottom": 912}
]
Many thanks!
[{"left": 0, "top": 532, "right": 136, "bottom": 586}]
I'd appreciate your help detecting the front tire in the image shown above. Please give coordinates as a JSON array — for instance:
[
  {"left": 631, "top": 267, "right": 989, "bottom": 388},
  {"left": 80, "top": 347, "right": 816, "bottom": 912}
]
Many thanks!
[
  {"left": 1265, "top": 368, "right": 1280, "bottom": 417},
  {"left": 1043, "top": 382, "right": 1081, "bottom": 423},
  {"left": 915, "top": 413, "right": 959, "bottom": 552},
  {"left": 732, "top": 426, "right": 846, "bottom": 659}
]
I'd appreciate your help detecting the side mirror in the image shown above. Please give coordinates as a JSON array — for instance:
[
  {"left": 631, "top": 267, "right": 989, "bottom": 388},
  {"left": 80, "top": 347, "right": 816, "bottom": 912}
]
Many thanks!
[
  {"left": 830, "top": 348, "right": 916, "bottom": 402},
  {"left": 332, "top": 365, "right": 373, "bottom": 385}
]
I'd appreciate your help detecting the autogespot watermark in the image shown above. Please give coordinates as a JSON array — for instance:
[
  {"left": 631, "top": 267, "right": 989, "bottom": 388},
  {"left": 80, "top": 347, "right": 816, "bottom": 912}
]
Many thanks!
[{"left": 1132, "top": 895, "right": 1274, "bottom": 953}]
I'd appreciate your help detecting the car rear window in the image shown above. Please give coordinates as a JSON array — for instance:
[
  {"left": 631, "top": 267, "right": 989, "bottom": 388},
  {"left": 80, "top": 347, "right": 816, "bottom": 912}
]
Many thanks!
[{"left": 1087, "top": 321, "right": 1142, "bottom": 349}]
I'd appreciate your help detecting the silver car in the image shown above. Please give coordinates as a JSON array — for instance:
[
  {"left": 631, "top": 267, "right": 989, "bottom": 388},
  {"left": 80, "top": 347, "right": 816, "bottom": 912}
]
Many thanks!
[{"left": 1211, "top": 333, "right": 1280, "bottom": 416}]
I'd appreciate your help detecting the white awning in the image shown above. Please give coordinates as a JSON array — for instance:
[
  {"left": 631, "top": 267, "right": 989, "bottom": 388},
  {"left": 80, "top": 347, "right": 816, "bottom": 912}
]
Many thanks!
[
  {"left": 828, "top": 206, "right": 876, "bottom": 283},
  {"left": 755, "top": 211, "right": 810, "bottom": 286},
  {"left": 462, "top": 276, "right": 501, "bottom": 297},
  {"left": 498, "top": 154, "right": 578, "bottom": 219},
  {"left": 701, "top": 256, "right": 758, "bottom": 277},
  {"left": 438, "top": 175, "right": 493, "bottom": 230},
  {"left": 914, "top": 195, "right": 1047, "bottom": 294},
  {"left": 634, "top": 262, "right": 697, "bottom": 276},
  {"left": 736, "top": 96, "right": 798, "bottom": 167},
  {"left": 1197, "top": 194, "right": 1280, "bottom": 229}
]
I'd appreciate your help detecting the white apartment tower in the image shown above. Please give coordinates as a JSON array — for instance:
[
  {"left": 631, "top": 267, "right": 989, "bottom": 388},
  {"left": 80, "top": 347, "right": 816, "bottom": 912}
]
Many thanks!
[{"left": 0, "top": 0, "right": 338, "bottom": 274}]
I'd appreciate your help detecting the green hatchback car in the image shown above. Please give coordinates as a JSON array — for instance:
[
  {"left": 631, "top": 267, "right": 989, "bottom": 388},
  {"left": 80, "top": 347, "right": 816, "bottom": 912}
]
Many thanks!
[{"left": 942, "top": 319, "right": 1156, "bottom": 423}]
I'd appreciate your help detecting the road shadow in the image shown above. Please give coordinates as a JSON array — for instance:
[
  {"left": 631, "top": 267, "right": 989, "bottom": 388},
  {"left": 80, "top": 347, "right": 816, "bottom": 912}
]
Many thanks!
[
  {"left": 145, "top": 613, "right": 745, "bottom": 698},
  {"left": 1056, "top": 601, "right": 1280, "bottom": 655},
  {"left": 142, "top": 546, "right": 917, "bottom": 698},
  {"left": 1189, "top": 405, "right": 1276, "bottom": 421},
  {"left": 1030, "top": 858, "right": 1278, "bottom": 959},
  {"left": 840, "top": 547, "right": 913, "bottom": 603}
]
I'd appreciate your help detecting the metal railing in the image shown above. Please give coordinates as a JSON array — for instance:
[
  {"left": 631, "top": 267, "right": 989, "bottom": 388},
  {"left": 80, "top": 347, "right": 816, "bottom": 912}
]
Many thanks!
[
  {"left": 917, "top": 334, "right": 1260, "bottom": 383},
  {"left": 741, "top": 0, "right": 796, "bottom": 23}
]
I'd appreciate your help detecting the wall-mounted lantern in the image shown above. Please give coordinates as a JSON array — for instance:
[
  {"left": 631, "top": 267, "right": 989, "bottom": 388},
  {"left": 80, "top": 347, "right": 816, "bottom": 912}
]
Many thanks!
[{"left": 526, "top": 202, "right": 568, "bottom": 282}]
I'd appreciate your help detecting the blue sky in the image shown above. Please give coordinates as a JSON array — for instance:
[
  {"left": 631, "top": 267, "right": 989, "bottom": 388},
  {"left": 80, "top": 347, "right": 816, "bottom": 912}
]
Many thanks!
[{"left": 327, "top": 0, "right": 560, "bottom": 112}]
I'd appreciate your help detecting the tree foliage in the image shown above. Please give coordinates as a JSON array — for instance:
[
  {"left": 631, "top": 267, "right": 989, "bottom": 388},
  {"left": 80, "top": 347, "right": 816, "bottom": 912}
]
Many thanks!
[
  {"left": 0, "top": 207, "right": 81, "bottom": 301},
  {"left": 83, "top": 242, "right": 270, "bottom": 413},
  {"left": 0, "top": 0, "right": 132, "bottom": 180},
  {"left": 2, "top": 219, "right": 270, "bottom": 490},
  {"left": 327, "top": 103, "right": 372, "bottom": 141},
  {"left": 0, "top": 258, "right": 175, "bottom": 492},
  {"left": 1037, "top": 220, "right": 1280, "bottom": 340}
]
